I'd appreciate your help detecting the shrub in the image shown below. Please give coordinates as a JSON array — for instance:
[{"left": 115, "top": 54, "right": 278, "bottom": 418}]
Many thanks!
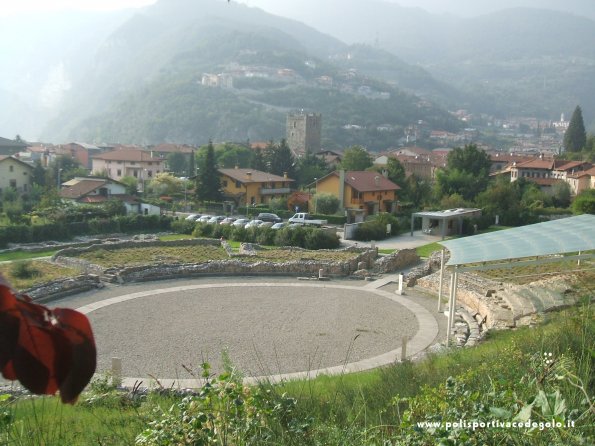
[
  {"left": 231, "top": 226, "right": 249, "bottom": 243},
  {"left": 304, "top": 229, "right": 340, "bottom": 250},
  {"left": 353, "top": 213, "right": 399, "bottom": 241},
  {"left": 314, "top": 193, "right": 340, "bottom": 215},
  {"left": 256, "top": 227, "right": 276, "bottom": 245},
  {"left": 273, "top": 228, "right": 293, "bottom": 246},
  {"left": 354, "top": 221, "right": 386, "bottom": 241},
  {"left": 0, "top": 225, "right": 32, "bottom": 248},
  {"left": 171, "top": 219, "right": 196, "bottom": 235},
  {"left": 10, "top": 261, "right": 41, "bottom": 279},
  {"left": 192, "top": 223, "right": 213, "bottom": 238}
]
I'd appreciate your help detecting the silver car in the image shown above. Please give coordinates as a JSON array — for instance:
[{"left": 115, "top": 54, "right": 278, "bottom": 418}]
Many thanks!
[
  {"left": 244, "top": 219, "right": 263, "bottom": 228},
  {"left": 232, "top": 218, "right": 250, "bottom": 227}
]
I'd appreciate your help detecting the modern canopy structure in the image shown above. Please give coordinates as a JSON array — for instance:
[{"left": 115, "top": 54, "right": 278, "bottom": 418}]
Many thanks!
[
  {"left": 411, "top": 208, "right": 482, "bottom": 240},
  {"left": 436, "top": 214, "right": 595, "bottom": 344}
]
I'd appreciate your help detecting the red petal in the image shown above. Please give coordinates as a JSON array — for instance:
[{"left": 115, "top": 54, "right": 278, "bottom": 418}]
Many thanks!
[
  {"left": 0, "top": 285, "right": 20, "bottom": 372},
  {"left": 2, "top": 361, "right": 16, "bottom": 380},
  {"left": 52, "top": 308, "right": 97, "bottom": 404},
  {"left": 12, "top": 300, "right": 71, "bottom": 396}
]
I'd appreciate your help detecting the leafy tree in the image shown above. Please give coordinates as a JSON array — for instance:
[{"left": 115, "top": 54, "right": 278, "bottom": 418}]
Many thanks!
[
  {"left": 147, "top": 173, "right": 185, "bottom": 197},
  {"left": 383, "top": 157, "right": 406, "bottom": 188},
  {"left": 3, "top": 199, "right": 25, "bottom": 224},
  {"left": 32, "top": 160, "right": 46, "bottom": 187},
  {"left": 551, "top": 181, "right": 571, "bottom": 208},
  {"left": 521, "top": 182, "right": 549, "bottom": 209},
  {"left": 436, "top": 144, "right": 491, "bottom": 201},
  {"left": 314, "top": 193, "right": 340, "bottom": 215},
  {"left": 402, "top": 174, "right": 431, "bottom": 206},
  {"left": 296, "top": 152, "right": 329, "bottom": 187},
  {"left": 102, "top": 199, "right": 126, "bottom": 216},
  {"left": 571, "top": 189, "right": 595, "bottom": 214},
  {"left": 563, "top": 106, "right": 587, "bottom": 152},
  {"left": 439, "top": 193, "right": 468, "bottom": 210},
  {"left": 215, "top": 143, "right": 253, "bottom": 168},
  {"left": 46, "top": 156, "right": 85, "bottom": 187},
  {"left": 267, "top": 139, "right": 296, "bottom": 178},
  {"left": 1, "top": 188, "right": 18, "bottom": 203},
  {"left": 447, "top": 143, "right": 491, "bottom": 175},
  {"left": 119, "top": 176, "right": 139, "bottom": 195},
  {"left": 340, "top": 146, "right": 372, "bottom": 171},
  {"left": 196, "top": 141, "right": 222, "bottom": 202},
  {"left": 167, "top": 152, "right": 188, "bottom": 176}
]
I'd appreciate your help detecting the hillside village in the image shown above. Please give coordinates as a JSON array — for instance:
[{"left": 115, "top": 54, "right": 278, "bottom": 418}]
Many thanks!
[
  {"left": 1, "top": 1, "right": 594, "bottom": 445},
  {"left": 1, "top": 106, "right": 593, "bottom": 219}
]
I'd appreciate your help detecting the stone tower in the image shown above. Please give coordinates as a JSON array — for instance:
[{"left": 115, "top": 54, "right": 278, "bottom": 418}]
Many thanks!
[{"left": 286, "top": 111, "right": 321, "bottom": 155}]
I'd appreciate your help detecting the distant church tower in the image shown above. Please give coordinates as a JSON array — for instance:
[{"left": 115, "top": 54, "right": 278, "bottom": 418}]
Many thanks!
[{"left": 286, "top": 111, "right": 321, "bottom": 155}]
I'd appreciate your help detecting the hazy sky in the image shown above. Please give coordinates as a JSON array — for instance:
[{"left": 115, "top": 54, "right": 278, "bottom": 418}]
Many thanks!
[{"left": 0, "top": 0, "right": 157, "bottom": 16}]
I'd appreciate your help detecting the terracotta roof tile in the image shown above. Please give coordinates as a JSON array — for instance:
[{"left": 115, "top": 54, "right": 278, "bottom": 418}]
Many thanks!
[
  {"left": 333, "top": 171, "right": 400, "bottom": 192},
  {"left": 93, "top": 149, "right": 164, "bottom": 162},
  {"left": 59, "top": 179, "right": 107, "bottom": 199}
]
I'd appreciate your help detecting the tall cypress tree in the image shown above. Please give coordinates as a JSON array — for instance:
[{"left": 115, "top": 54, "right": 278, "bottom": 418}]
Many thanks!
[
  {"left": 195, "top": 141, "right": 222, "bottom": 202},
  {"left": 564, "top": 105, "right": 587, "bottom": 152}
]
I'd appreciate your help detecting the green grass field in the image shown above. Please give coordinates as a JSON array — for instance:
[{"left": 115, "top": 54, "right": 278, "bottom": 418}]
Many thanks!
[{"left": 0, "top": 249, "right": 59, "bottom": 262}]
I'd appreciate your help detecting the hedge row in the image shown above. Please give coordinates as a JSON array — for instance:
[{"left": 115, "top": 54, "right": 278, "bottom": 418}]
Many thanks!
[
  {"left": 191, "top": 223, "right": 340, "bottom": 250},
  {"left": 0, "top": 215, "right": 172, "bottom": 248},
  {"left": 353, "top": 213, "right": 400, "bottom": 241}
]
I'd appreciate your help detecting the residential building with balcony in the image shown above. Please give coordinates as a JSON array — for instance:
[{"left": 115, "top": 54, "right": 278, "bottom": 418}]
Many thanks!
[
  {"left": 315, "top": 170, "right": 400, "bottom": 215},
  {"left": 219, "top": 167, "right": 294, "bottom": 206},
  {"left": 91, "top": 149, "right": 166, "bottom": 184}
]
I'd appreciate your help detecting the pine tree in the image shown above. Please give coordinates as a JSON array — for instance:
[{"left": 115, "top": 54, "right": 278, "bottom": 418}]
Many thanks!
[
  {"left": 268, "top": 139, "right": 296, "bottom": 178},
  {"left": 195, "top": 141, "right": 222, "bottom": 202},
  {"left": 564, "top": 105, "right": 587, "bottom": 152}
]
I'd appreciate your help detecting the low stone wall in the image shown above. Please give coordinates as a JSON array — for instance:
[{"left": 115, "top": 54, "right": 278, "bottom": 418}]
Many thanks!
[
  {"left": 404, "top": 249, "right": 450, "bottom": 286},
  {"left": 52, "top": 238, "right": 220, "bottom": 260},
  {"left": 23, "top": 274, "right": 103, "bottom": 302},
  {"left": 374, "top": 249, "right": 419, "bottom": 273},
  {"left": 417, "top": 271, "right": 513, "bottom": 329},
  {"left": 54, "top": 242, "right": 376, "bottom": 284},
  {"left": 104, "top": 258, "right": 366, "bottom": 283}
]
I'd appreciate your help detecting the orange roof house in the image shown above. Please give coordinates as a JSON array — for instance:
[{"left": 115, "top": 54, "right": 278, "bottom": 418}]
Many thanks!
[
  {"left": 219, "top": 167, "right": 295, "bottom": 206},
  {"left": 315, "top": 170, "right": 400, "bottom": 215}
]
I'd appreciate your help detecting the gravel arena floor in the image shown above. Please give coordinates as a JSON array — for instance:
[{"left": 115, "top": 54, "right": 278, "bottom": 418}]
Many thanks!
[{"left": 45, "top": 277, "right": 429, "bottom": 380}]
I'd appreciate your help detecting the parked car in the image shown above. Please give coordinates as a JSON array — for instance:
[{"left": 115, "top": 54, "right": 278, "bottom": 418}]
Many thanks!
[
  {"left": 259, "top": 221, "right": 274, "bottom": 228},
  {"left": 185, "top": 214, "right": 201, "bottom": 221},
  {"left": 271, "top": 222, "right": 286, "bottom": 230},
  {"left": 257, "top": 212, "right": 282, "bottom": 223},
  {"left": 198, "top": 215, "right": 212, "bottom": 223},
  {"left": 244, "top": 219, "right": 263, "bottom": 228},
  {"left": 232, "top": 218, "right": 250, "bottom": 227},
  {"left": 207, "top": 216, "right": 226, "bottom": 224},
  {"left": 220, "top": 217, "right": 236, "bottom": 225}
]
